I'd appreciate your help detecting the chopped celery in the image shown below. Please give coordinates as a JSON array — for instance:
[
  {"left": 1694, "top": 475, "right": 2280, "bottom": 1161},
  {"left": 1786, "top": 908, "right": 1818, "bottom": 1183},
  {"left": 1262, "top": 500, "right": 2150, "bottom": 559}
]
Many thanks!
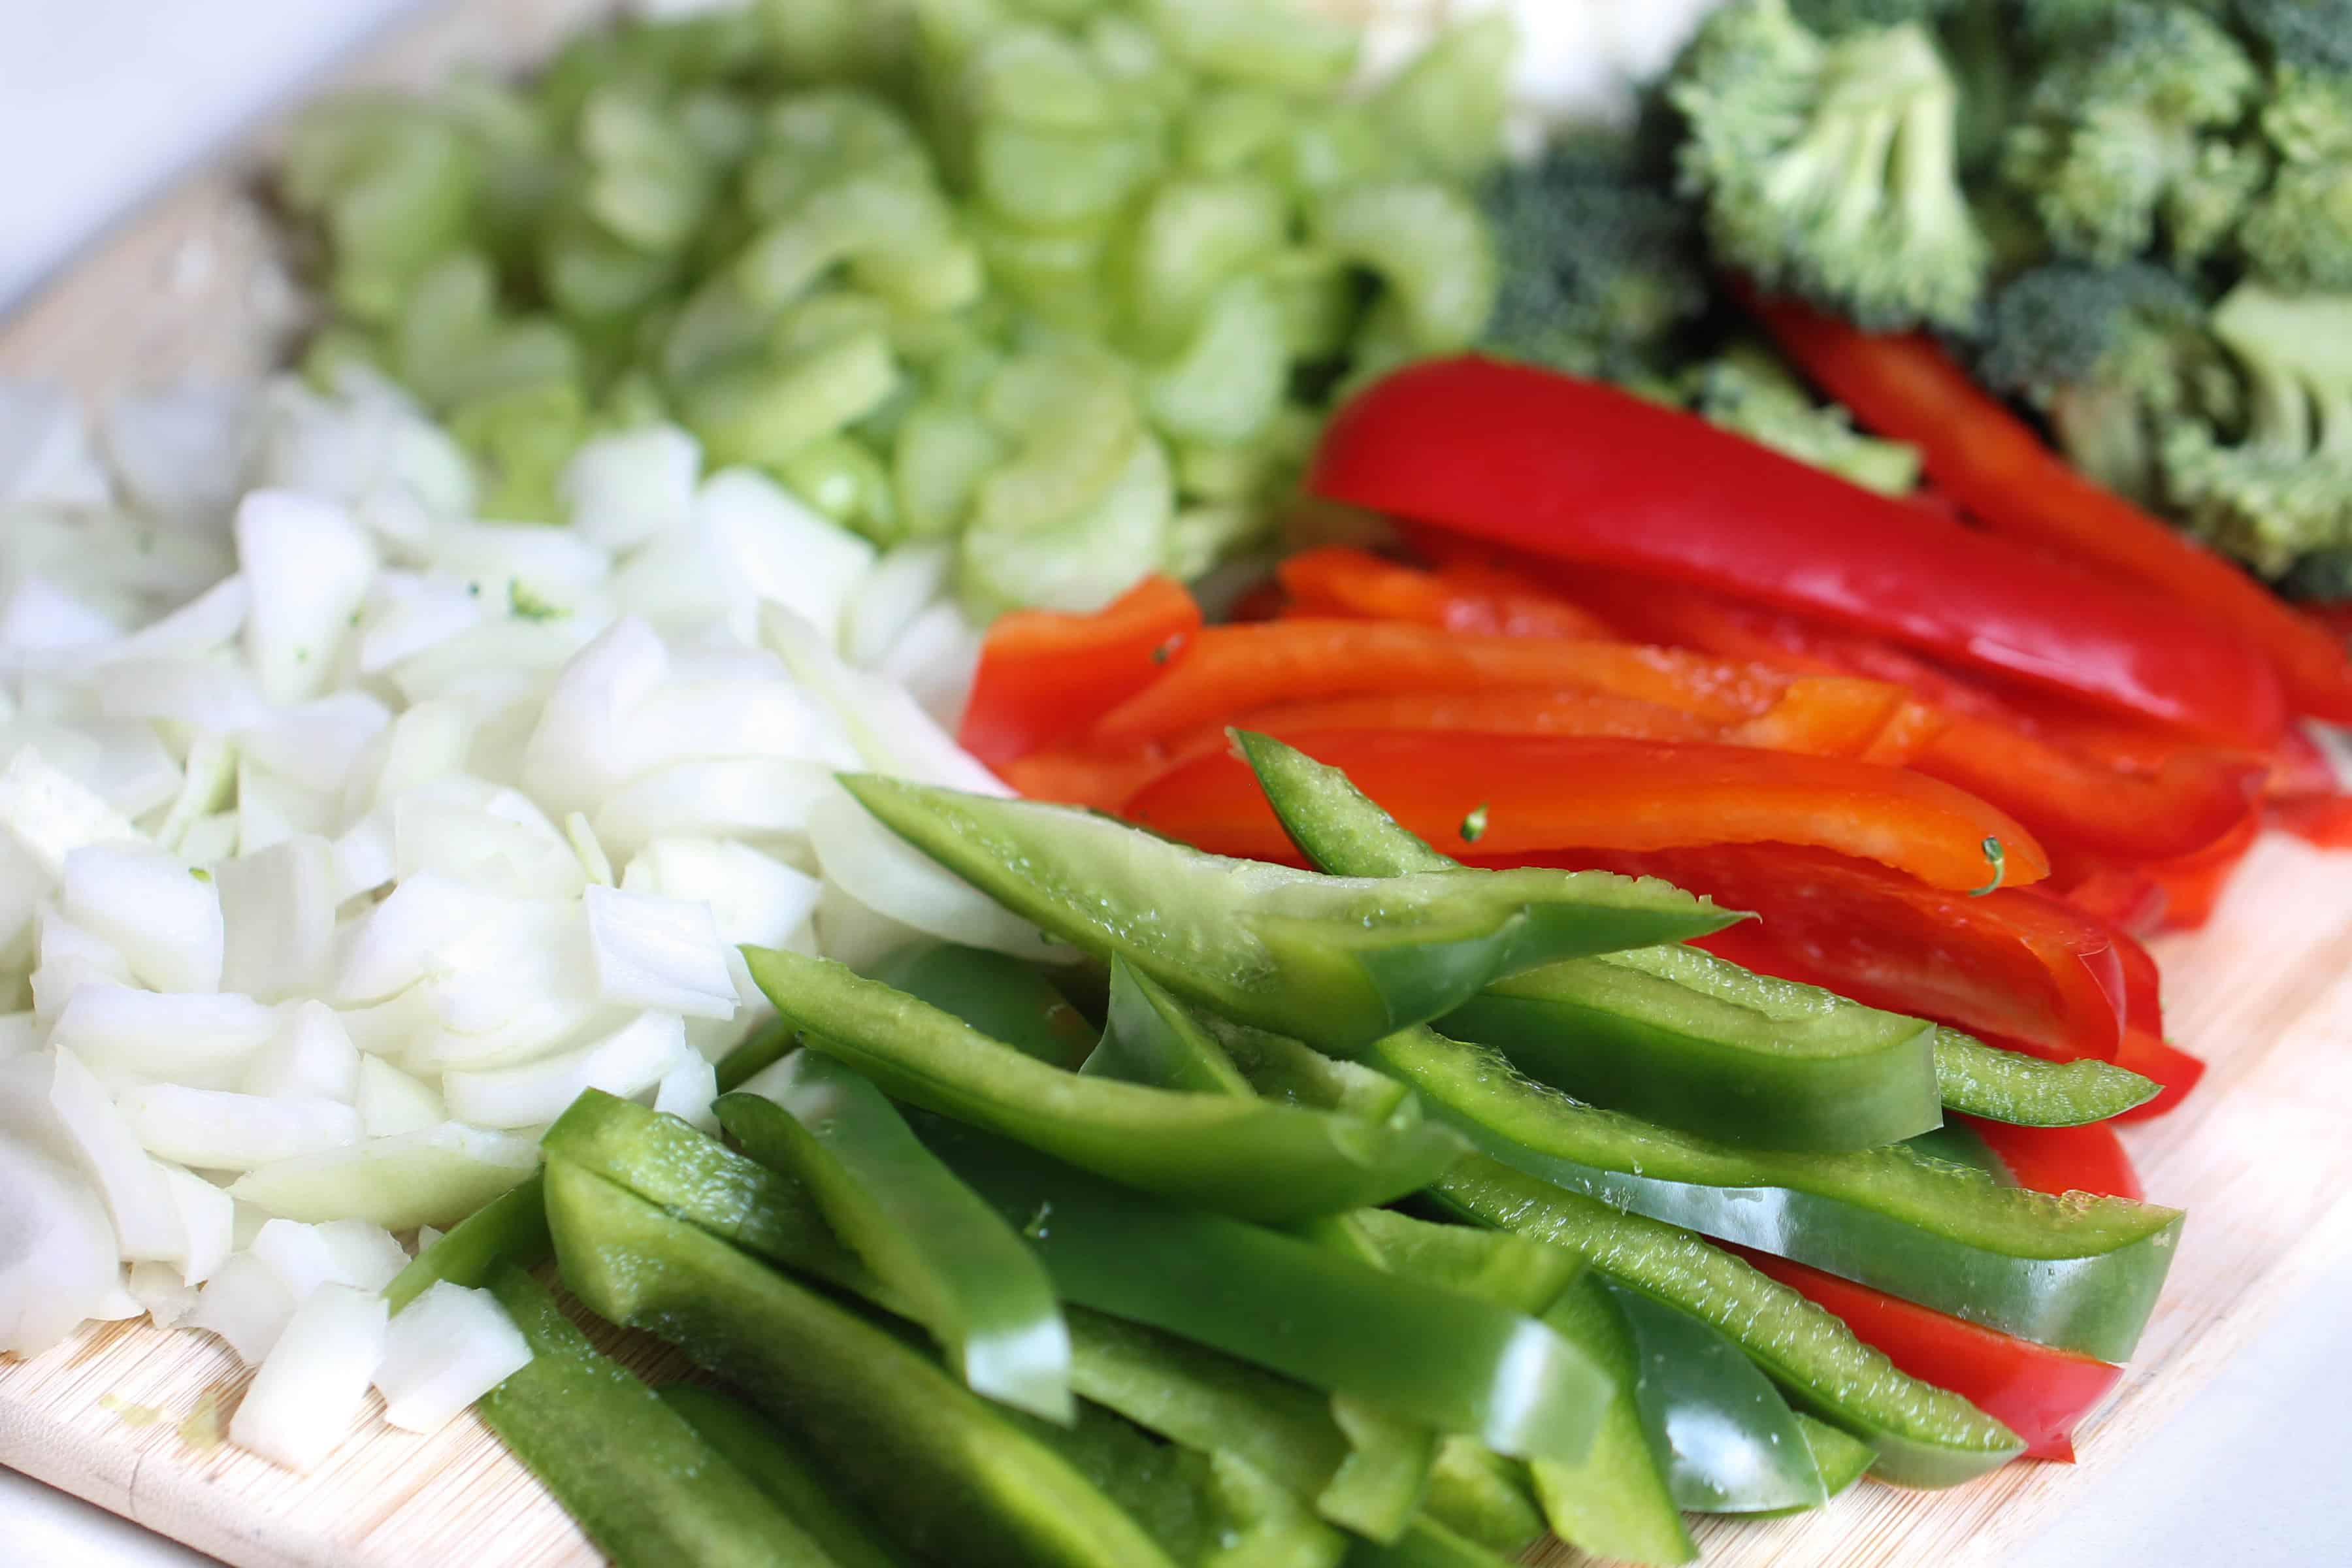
[
  {"left": 1134, "top": 0, "right": 1359, "bottom": 97},
  {"left": 1147, "top": 276, "right": 1289, "bottom": 445},
  {"left": 1315, "top": 184, "right": 1498, "bottom": 355},
  {"left": 681, "top": 332, "right": 901, "bottom": 470},
  {"left": 1368, "top": 14, "right": 1517, "bottom": 182},
  {"left": 1125, "top": 177, "right": 1289, "bottom": 350}
]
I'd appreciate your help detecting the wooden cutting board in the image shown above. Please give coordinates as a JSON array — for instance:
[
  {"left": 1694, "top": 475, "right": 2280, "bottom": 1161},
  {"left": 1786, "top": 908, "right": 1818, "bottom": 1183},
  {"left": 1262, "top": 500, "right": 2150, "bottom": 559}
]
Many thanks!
[{"left": 7, "top": 3, "right": 2352, "bottom": 1565}]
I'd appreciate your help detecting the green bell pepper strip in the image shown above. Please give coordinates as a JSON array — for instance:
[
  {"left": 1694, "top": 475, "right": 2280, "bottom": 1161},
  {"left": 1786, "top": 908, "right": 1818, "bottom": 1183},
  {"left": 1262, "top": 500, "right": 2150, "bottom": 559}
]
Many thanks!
[
  {"left": 1791, "top": 1416, "right": 1875, "bottom": 1505},
  {"left": 385, "top": 1175, "right": 550, "bottom": 1312},
  {"left": 1934, "top": 1029, "right": 2159, "bottom": 1126},
  {"left": 834, "top": 773, "right": 1744, "bottom": 1053},
  {"left": 1232, "top": 731, "right": 1938, "bottom": 1151},
  {"left": 1343, "top": 1207, "right": 1581, "bottom": 1318},
  {"left": 1367, "top": 1026, "right": 2183, "bottom": 1362},
  {"left": 1343, "top": 1516, "right": 1518, "bottom": 1568},
  {"left": 1524, "top": 1275, "right": 1696, "bottom": 1567},
  {"left": 1605, "top": 1280, "right": 1827, "bottom": 1514},
  {"left": 741, "top": 945, "right": 1469, "bottom": 1225},
  {"left": 544, "top": 1158, "right": 1186, "bottom": 1568},
  {"left": 1435, "top": 1155, "right": 2024, "bottom": 1488},
  {"left": 720, "top": 1058, "right": 1073, "bottom": 1422},
  {"left": 900, "top": 1117, "right": 1610, "bottom": 1468},
  {"left": 656, "top": 1385, "right": 911, "bottom": 1568},
  {"left": 478, "top": 1264, "right": 840, "bottom": 1567},
  {"left": 872, "top": 943, "right": 1098, "bottom": 1069},
  {"left": 1085, "top": 957, "right": 1258, "bottom": 1096},
  {"left": 1418, "top": 1439, "right": 1544, "bottom": 1556}
]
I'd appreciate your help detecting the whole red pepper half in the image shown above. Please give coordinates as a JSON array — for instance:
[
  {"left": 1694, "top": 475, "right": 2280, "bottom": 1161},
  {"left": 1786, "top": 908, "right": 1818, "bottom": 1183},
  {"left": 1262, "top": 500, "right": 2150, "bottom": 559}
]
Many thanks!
[
  {"left": 1313, "top": 357, "right": 2287, "bottom": 748},
  {"left": 1525, "top": 846, "right": 2124, "bottom": 1062},
  {"left": 1122, "top": 730, "right": 2049, "bottom": 894},
  {"left": 958, "top": 574, "right": 1201, "bottom": 768},
  {"left": 1742, "top": 289, "right": 2352, "bottom": 727},
  {"left": 1729, "top": 1247, "right": 2125, "bottom": 1463}
]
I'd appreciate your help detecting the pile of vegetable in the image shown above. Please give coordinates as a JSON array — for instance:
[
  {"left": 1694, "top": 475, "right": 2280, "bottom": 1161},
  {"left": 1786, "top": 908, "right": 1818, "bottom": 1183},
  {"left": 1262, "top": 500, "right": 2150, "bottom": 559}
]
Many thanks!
[
  {"left": 389, "top": 753, "right": 2184, "bottom": 1567},
  {"left": 276, "top": 0, "right": 1512, "bottom": 620}
]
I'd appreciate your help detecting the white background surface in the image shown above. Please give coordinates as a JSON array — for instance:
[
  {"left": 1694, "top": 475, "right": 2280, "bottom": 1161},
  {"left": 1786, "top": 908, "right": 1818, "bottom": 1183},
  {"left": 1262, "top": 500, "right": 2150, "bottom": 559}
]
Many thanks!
[{"left": 3, "top": 5, "right": 2350, "bottom": 1567}]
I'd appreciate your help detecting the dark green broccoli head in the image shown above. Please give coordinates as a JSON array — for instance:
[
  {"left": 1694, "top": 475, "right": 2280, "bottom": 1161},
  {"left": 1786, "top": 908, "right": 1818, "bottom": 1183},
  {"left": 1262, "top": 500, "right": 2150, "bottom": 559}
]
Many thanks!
[
  {"left": 2001, "top": 5, "right": 2266, "bottom": 269},
  {"left": 1976, "top": 261, "right": 2232, "bottom": 502},
  {"left": 2161, "top": 284, "right": 2352, "bottom": 577},
  {"left": 1669, "top": 0, "right": 1988, "bottom": 331},
  {"left": 1789, "top": 0, "right": 1963, "bottom": 35},
  {"left": 1478, "top": 139, "right": 1713, "bottom": 379},
  {"left": 2234, "top": 0, "right": 2352, "bottom": 74},
  {"left": 2241, "top": 159, "right": 2352, "bottom": 291}
]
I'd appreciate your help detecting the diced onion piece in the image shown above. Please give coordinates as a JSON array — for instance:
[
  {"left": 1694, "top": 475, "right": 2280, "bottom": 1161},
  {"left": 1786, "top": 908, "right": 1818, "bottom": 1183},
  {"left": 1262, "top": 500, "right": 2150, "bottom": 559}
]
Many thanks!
[
  {"left": 244, "top": 1002, "right": 362, "bottom": 1102},
  {"left": 761, "top": 604, "right": 1005, "bottom": 795},
  {"left": 0, "top": 747, "right": 140, "bottom": 881},
  {"left": 100, "top": 576, "right": 252, "bottom": 666},
  {"left": 592, "top": 757, "right": 834, "bottom": 857},
  {"left": 0, "top": 381, "right": 112, "bottom": 508},
  {"left": 561, "top": 423, "right": 701, "bottom": 553},
  {"left": 651, "top": 1051, "right": 720, "bottom": 1133},
  {"left": 0, "top": 1013, "right": 41, "bottom": 1059},
  {"left": 583, "top": 885, "right": 736, "bottom": 1020},
  {"left": 188, "top": 1251, "right": 295, "bottom": 1365},
  {"left": 841, "top": 544, "right": 953, "bottom": 670},
  {"left": 94, "top": 657, "right": 270, "bottom": 733},
  {"left": 872, "top": 599, "right": 982, "bottom": 732},
  {"left": 334, "top": 873, "right": 512, "bottom": 1004},
  {"left": 237, "top": 693, "right": 393, "bottom": 796},
  {"left": 394, "top": 792, "right": 585, "bottom": 900},
  {"left": 251, "top": 1217, "right": 408, "bottom": 1302},
  {"left": 230, "top": 1283, "right": 387, "bottom": 1470},
  {"left": 61, "top": 841, "right": 225, "bottom": 995},
  {"left": 30, "top": 906, "right": 136, "bottom": 1020},
  {"left": 154, "top": 734, "right": 239, "bottom": 858},
  {"left": 356, "top": 571, "right": 483, "bottom": 674},
  {"left": 0, "top": 1132, "right": 120, "bottom": 1356},
  {"left": 333, "top": 813, "right": 398, "bottom": 903},
  {"left": 47, "top": 1046, "right": 184, "bottom": 1260},
  {"left": 118, "top": 1085, "right": 362, "bottom": 1173},
  {"left": 813, "top": 880, "right": 928, "bottom": 973},
  {"left": 127, "top": 1259, "right": 201, "bottom": 1330},
  {"left": 160, "top": 1164, "right": 235, "bottom": 1286},
  {"left": 100, "top": 384, "right": 252, "bottom": 523},
  {"left": 806, "top": 785, "right": 1076, "bottom": 959},
  {"left": 217, "top": 836, "right": 339, "bottom": 1002},
  {"left": 235, "top": 491, "right": 378, "bottom": 704},
  {"left": 442, "top": 1011, "right": 687, "bottom": 1128},
  {"left": 409, "top": 998, "right": 615, "bottom": 1075},
  {"left": 0, "top": 576, "right": 120, "bottom": 652},
  {"left": 237, "top": 760, "right": 337, "bottom": 858},
  {"left": 519, "top": 617, "right": 669, "bottom": 821},
  {"left": 52, "top": 985, "right": 278, "bottom": 1088},
  {"left": 623, "top": 838, "right": 822, "bottom": 950},
  {"left": 375, "top": 1281, "right": 532, "bottom": 1435},
  {"left": 355, "top": 1056, "right": 446, "bottom": 1137},
  {"left": 344, "top": 698, "right": 470, "bottom": 819},
  {"left": 696, "top": 467, "right": 876, "bottom": 644},
  {"left": 227, "top": 1123, "right": 540, "bottom": 1231}
]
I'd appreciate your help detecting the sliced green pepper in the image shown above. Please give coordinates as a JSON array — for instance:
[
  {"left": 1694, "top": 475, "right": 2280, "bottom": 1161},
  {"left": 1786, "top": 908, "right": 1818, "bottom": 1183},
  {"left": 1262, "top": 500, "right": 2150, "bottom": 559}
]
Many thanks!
[
  {"left": 656, "top": 1385, "right": 910, "bottom": 1568},
  {"left": 834, "top": 774, "right": 1743, "bottom": 1053},
  {"left": 1935, "top": 1029, "right": 2159, "bottom": 1126},
  {"left": 741, "top": 945, "right": 1468, "bottom": 1224},
  {"left": 1606, "top": 1281, "right": 1826, "bottom": 1514},
  {"left": 545, "top": 1158, "right": 1184, "bottom": 1568},
  {"left": 1368, "top": 1027, "right": 2182, "bottom": 1362},
  {"left": 385, "top": 1175, "right": 549, "bottom": 1311},
  {"left": 1524, "top": 1275, "right": 1695, "bottom": 1567},
  {"left": 719, "top": 1058, "right": 1072, "bottom": 1422},
  {"left": 1418, "top": 1439, "right": 1543, "bottom": 1556},
  {"left": 1233, "top": 731, "right": 1938, "bottom": 1151},
  {"left": 1435, "top": 1156, "right": 2024, "bottom": 1488},
  {"left": 872, "top": 943, "right": 1098, "bottom": 1069},
  {"left": 1343, "top": 1516, "right": 1518, "bottom": 1568},
  {"left": 899, "top": 1118, "right": 1610, "bottom": 1467},
  {"left": 480, "top": 1264, "right": 836, "bottom": 1567},
  {"left": 1791, "top": 1416, "right": 1875, "bottom": 1504},
  {"left": 1086, "top": 957, "right": 1257, "bottom": 1096},
  {"left": 1344, "top": 1208, "right": 1580, "bottom": 1318}
]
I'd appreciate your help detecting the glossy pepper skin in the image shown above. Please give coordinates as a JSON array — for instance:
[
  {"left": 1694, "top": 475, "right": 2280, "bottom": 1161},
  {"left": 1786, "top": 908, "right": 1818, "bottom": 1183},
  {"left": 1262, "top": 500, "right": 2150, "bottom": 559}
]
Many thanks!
[
  {"left": 1277, "top": 546, "right": 1618, "bottom": 639},
  {"left": 960, "top": 574, "right": 1201, "bottom": 768},
  {"left": 1127, "top": 730, "right": 2049, "bottom": 894},
  {"left": 1742, "top": 292, "right": 2352, "bottom": 725},
  {"left": 1731, "top": 1249, "right": 2125, "bottom": 1465},
  {"left": 1312, "top": 357, "right": 2288, "bottom": 748}
]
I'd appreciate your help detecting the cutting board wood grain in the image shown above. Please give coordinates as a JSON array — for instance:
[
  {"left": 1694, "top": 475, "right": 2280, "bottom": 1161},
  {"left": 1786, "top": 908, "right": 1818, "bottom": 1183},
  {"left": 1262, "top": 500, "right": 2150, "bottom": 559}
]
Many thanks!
[{"left": 6, "top": 3, "right": 2350, "bottom": 1565}]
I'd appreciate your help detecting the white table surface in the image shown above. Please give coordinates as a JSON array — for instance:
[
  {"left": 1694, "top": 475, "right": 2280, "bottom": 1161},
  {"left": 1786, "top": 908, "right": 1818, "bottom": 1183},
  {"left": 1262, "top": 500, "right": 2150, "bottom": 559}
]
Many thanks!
[{"left": 5, "top": 5, "right": 2351, "bottom": 1567}]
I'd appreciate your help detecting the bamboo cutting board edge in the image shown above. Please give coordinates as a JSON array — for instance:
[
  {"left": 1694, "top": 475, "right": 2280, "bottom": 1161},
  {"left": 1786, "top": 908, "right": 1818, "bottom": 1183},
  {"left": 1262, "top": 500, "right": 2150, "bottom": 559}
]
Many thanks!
[{"left": 6, "top": 2, "right": 2352, "bottom": 1565}]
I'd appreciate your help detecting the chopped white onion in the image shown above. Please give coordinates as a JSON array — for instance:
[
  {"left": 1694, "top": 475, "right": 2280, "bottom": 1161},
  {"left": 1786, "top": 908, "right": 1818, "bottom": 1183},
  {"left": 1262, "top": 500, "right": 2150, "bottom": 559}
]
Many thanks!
[
  {"left": 583, "top": 885, "right": 737, "bottom": 1020},
  {"left": 60, "top": 841, "right": 225, "bottom": 994},
  {"left": 334, "top": 874, "right": 514, "bottom": 1004},
  {"left": 235, "top": 490, "right": 378, "bottom": 704},
  {"left": 118, "top": 1084, "right": 362, "bottom": 1172},
  {"left": 623, "top": 838, "right": 823, "bottom": 951},
  {"left": 100, "top": 384, "right": 252, "bottom": 523},
  {"left": 46, "top": 1045, "right": 184, "bottom": 1260},
  {"left": 354, "top": 1055, "right": 445, "bottom": 1137},
  {"left": 561, "top": 423, "right": 700, "bottom": 553},
  {"left": 842, "top": 544, "right": 953, "bottom": 670},
  {"left": 696, "top": 467, "right": 876, "bottom": 644},
  {"left": 29, "top": 906, "right": 136, "bottom": 1020},
  {"left": 188, "top": 1250, "right": 295, "bottom": 1365},
  {"left": 374, "top": 1281, "right": 532, "bottom": 1435},
  {"left": 443, "top": 1010, "right": 688, "bottom": 1128},
  {"left": 651, "top": 1051, "right": 721, "bottom": 1133},
  {"left": 51, "top": 984, "right": 278, "bottom": 1088},
  {"left": 237, "top": 692, "right": 393, "bottom": 796},
  {"left": 229, "top": 1282, "right": 387, "bottom": 1470},
  {"left": 216, "top": 836, "right": 339, "bottom": 1001},
  {"left": 127, "top": 1258, "right": 202, "bottom": 1330},
  {"left": 159, "top": 1164, "right": 234, "bottom": 1286},
  {"left": 592, "top": 757, "right": 836, "bottom": 858},
  {"left": 98, "top": 575, "right": 251, "bottom": 666},
  {"left": 0, "top": 1136, "right": 120, "bottom": 1356},
  {"left": 244, "top": 1002, "right": 361, "bottom": 1102},
  {"left": 806, "top": 786, "right": 1073, "bottom": 959},
  {"left": 237, "top": 759, "right": 338, "bottom": 857},
  {"left": 517, "top": 616, "right": 668, "bottom": 820},
  {"left": 0, "top": 746, "right": 140, "bottom": 880},
  {"left": 227, "top": 1123, "right": 540, "bottom": 1232},
  {"left": 250, "top": 1217, "right": 407, "bottom": 1303}
]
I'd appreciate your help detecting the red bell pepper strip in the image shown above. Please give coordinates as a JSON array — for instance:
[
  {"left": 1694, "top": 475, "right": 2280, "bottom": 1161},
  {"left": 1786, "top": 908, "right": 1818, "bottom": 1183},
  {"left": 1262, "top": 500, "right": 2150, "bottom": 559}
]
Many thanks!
[
  {"left": 1590, "top": 846, "right": 2125, "bottom": 1060},
  {"left": 1961, "top": 1118, "right": 2144, "bottom": 1203},
  {"left": 1743, "top": 291, "right": 2352, "bottom": 726},
  {"left": 1277, "top": 546, "right": 1616, "bottom": 640},
  {"left": 2111, "top": 1032, "right": 2208, "bottom": 1122},
  {"left": 958, "top": 575, "right": 1201, "bottom": 768},
  {"left": 2272, "top": 794, "right": 2352, "bottom": 848},
  {"left": 1125, "top": 731, "right": 2050, "bottom": 894},
  {"left": 2146, "top": 809, "right": 2263, "bottom": 932},
  {"left": 998, "top": 747, "right": 1180, "bottom": 813},
  {"left": 1231, "top": 689, "right": 1723, "bottom": 744},
  {"left": 1731, "top": 1248, "right": 2124, "bottom": 1464},
  {"left": 1315, "top": 357, "right": 2289, "bottom": 747},
  {"left": 1089, "top": 621, "right": 1808, "bottom": 743},
  {"left": 2052, "top": 868, "right": 2169, "bottom": 939}
]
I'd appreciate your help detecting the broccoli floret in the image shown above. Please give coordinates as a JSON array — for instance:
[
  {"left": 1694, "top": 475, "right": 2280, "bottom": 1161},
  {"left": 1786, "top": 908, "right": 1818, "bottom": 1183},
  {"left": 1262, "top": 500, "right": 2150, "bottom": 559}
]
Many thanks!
[
  {"left": 1788, "top": 0, "right": 1961, "bottom": 35},
  {"left": 1976, "top": 262, "right": 2234, "bottom": 503},
  {"left": 1669, "top": 0, "right": 1988, "bottom": 331},
  {"left": 2161, "top": 284, "right": 2352, "bottom": 577},
  {"left": 2236, "top": 65, "right": 2352, "bottom": 291},
  {"left": 2276, "top": 547, "right": 2352, "bottom": 602},
  {"left": 2001, "top": 5, "right": 2266, "bottom": 270},
  {"left": 2233, "top": 0, "right": 2352, "bottom": 75},
  {"left": 1478, "top": 137, "right": 1714, "bottom": 379},
  {"left": 1683, "top": 339, "right": 1925, "bottom": 494}
]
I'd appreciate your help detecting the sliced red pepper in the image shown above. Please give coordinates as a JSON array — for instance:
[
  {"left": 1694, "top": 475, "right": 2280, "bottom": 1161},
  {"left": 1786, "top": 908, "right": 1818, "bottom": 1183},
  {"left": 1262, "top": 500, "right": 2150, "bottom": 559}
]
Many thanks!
[
  {"left": 1742, "top": 291, "right": 2352, "bottom": 726},
  {"left": 959, "top": 575, "right": 1201, "bottom": 768},
  {"left": 2146, "top": 809, "right": 2262, "bottom": 932},
  {"left": 2268, "top": 728, "right": 2338, "bottom": 802},
  {"left": 1277, "top": 546, "right": 1616, "bottom": 639},
  {"left": 1232, "top": 689, "right": 1723, "bottom": 744},
  {"left": 1089, "top": 621, "right": 1805, "bottom": 742},
  {"left": 1731, "top": 1247, "right": 2125, "bottom": 1464},
  {"left": 1556, "top": 847, "right": 2122, "bottom": 1061},
  {"left": 1961, "top": 1119, "right": 2145, "bottom": 1203},
  {"left": 2054, "top": 868, "right": 2169, "bottom": 939},
  {"left": 2272, "top": 794, "right": 2352, "bottom": 848},
  {"left": 998, "top": 747, "right": 1179, "bottom": 813},
  {"left": 2111, "top": 1032, "right": 2208, "bottom": 1121},
  {"left": 1315, "top": 357, "right": 2289, "bottom": 747},
  {"left": 1124, "top": 732, "right": 2050, "bottom": 894}
]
